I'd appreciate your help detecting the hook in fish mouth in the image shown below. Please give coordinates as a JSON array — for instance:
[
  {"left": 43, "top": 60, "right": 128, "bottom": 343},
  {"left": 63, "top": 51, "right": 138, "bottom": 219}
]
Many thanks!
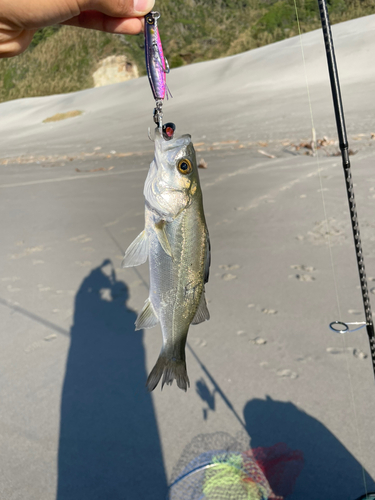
[
  {"left": 162, "top": 122, "right": 176, "bottom": 140},
  {"left": 147, "top": 122, "right": 176, "bottom": 142}
]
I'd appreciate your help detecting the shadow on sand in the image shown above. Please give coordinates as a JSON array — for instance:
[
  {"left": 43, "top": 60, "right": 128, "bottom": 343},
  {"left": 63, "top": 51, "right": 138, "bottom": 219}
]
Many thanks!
[
  {"left": 193, "top": 370, "right": 375, "bottom": 499},
  {"left": 56, "top": 260, "right": 167, "bottom": 500},
  {"left": 244, "top": 396, "right": 375, "bottom": 500}
]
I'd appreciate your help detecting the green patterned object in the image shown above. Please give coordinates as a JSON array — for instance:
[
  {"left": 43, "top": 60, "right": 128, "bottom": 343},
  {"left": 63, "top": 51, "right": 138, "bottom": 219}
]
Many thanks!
[{"left": 202, "top": 454, "right": 268, "bottom": 500}]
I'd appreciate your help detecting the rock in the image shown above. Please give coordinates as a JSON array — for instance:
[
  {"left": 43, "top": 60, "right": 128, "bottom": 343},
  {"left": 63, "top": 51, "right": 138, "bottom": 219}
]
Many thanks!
[{"left": 93, "top": 55, "right": 139, "bottom": 87}]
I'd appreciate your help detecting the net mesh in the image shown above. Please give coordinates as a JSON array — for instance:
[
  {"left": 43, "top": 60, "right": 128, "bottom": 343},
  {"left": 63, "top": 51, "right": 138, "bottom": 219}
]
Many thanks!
[{"left": 168, "top": 435, "right": 303, "bottom": 500}]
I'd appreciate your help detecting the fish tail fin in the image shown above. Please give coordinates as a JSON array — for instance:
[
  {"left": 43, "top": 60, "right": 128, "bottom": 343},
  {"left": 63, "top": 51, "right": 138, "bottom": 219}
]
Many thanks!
[{"left": 146, "top": 354, "right": 190, "bottom": 392}]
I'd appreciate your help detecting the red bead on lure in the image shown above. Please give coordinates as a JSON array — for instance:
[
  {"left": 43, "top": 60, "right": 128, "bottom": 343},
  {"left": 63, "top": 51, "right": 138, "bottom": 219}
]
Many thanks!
[{"left": 144, "top": 11, "right": 172, "bottom": 129}]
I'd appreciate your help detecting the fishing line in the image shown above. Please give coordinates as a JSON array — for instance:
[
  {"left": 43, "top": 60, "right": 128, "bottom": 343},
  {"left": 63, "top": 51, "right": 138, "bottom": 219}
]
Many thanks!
[
  {"left": 292, "top": 0, "right": 370, "bottom": 495},
  {"left": 187, "top": 343, "right": 247, "bottom": 432}
]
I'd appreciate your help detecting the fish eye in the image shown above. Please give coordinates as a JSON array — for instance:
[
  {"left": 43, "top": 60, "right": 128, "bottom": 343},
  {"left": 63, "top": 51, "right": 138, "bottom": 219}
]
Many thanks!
[
  {"left": 177, "top": 158, "right": 192, "bottom": 175},
  {"left": 146, "top": 16, "right": 154, "bottom": 25}
]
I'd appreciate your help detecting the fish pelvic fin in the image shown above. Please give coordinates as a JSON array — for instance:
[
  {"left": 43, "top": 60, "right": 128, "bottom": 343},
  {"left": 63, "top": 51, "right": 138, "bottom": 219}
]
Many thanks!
[
  {"left": 135, "top": 298, "right": 159, "bottom": 330},
  {"left": 146, "top": 355, "right": 190, "bottom": 392},
  {"left": 122, "top": 230, "right": 148, "bottom": 268}
]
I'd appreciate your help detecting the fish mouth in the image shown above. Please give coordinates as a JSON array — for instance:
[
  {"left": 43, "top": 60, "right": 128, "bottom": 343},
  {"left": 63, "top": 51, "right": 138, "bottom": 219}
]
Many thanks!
[
  {"left": 159, "top": 133, "right": 191, "bottom": 152},
  {"left": 154, "top": 126, "right": 191, "bottom": 152}
]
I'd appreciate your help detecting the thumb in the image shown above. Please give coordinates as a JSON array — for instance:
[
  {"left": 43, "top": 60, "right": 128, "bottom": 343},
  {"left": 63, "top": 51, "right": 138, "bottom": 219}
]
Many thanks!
[{"left": 79, "top": 0, "right": 156, "bottom": 17}]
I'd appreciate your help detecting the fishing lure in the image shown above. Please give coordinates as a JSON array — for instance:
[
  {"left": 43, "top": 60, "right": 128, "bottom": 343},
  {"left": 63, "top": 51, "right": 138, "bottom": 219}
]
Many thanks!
[{"left": 144, "top": 11, "right": 171, "bottom": 131}]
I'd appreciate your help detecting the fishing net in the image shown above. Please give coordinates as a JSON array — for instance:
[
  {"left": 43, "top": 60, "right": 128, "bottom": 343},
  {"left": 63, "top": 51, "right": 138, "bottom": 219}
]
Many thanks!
[{"left": 167, "top": 433, "right": 304, "bottom": 500}]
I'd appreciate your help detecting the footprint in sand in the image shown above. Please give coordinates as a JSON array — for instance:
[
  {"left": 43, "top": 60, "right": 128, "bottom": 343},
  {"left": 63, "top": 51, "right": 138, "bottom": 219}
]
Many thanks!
[
  {"left": 289, "top": 264, "right": 316, "bottom": 282},
  {"left": 222, "top": 273, "right": 237, "bottom": 281},
  {"left": 219, "top": 264, "right": 240, "bottom": 271},
  {"left": 353, "top": 349, "right": 368, "bottom": 359},
  {"left": 290, "top": 264, "right": 315, "bottom": 272},
  {"left": 276, "top": 369, "right": 298, "bottom": 379},
  {"left": 250, "top": 337, "right": 267, "bottom": 345},
  {"left": 44, "top": 334, "right": 57, "bottom": 341},
  {"left": 261, "top": 308, "right": 278, "bottom": 315},
  {"left": 219, "top": 264, "right": 240, "bottom": 281},
  {"left": 327, "top": 347, "right": 368, "bottom": 359},
  {"left": 295, "top": 274, "right": 316, "bottom": 282}
]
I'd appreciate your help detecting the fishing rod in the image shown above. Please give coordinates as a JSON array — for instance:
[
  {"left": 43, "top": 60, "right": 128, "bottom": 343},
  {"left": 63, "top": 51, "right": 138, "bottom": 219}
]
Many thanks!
[{"left": 317, "top": 0, "right": 375, "bottom": 379}]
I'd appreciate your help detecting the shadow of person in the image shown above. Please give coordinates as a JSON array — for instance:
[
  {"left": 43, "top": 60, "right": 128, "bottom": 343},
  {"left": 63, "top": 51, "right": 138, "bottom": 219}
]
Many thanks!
[
  {"left": 244, "top": 396, "right": 375, "bottom": 500},
  {"left": 56, "top": 260, "right": 167, "bottom": 500}
]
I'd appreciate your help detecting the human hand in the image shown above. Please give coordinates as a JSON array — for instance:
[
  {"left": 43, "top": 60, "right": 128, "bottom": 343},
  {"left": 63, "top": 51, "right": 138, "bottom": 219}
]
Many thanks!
[{"left": 0, "top": 0, "right": 155, "bottom": 58}]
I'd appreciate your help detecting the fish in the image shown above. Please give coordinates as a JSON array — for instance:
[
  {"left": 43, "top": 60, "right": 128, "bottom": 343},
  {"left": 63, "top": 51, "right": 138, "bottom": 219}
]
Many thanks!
[{"left": 122, "top": 127, "right": 210, "bottom": 391}]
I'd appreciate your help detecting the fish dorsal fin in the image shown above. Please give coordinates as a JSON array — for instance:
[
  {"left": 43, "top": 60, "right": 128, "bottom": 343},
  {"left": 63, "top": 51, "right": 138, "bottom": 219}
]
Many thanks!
[
  {"left": 154, "top": 220, "right": 173, "bottom": 259},
  {"left": 135, "top": 298, "right": 159, "bottom": 330},
  {"left": 122, "top": 230, "right": 148, "bottom": 268},
  {"left": 192, "top": 292, "right": 210, "bottom": 325}
]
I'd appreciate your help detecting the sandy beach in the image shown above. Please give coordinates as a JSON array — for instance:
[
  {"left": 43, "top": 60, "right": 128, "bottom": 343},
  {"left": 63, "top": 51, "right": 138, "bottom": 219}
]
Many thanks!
[{"left": 1, "top": 15, "right": 375, "bottom": 499}]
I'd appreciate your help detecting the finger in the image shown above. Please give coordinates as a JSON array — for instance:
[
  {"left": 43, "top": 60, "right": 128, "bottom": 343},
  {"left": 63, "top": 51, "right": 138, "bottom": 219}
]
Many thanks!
[
  {"left": 79, "top": 0, "right": 155, "bottom": 17},
  {"left": 0, "top": 29, "right": 36, "bottom": 58},
  {"left": 62, "top": 11, "right": 143, "bottom": 34}
]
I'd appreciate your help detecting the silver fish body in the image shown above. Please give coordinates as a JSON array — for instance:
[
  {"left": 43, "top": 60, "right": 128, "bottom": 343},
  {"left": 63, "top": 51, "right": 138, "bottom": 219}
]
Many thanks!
[{"left": 122, "top": 130, "right": 210, "bottom": 391}]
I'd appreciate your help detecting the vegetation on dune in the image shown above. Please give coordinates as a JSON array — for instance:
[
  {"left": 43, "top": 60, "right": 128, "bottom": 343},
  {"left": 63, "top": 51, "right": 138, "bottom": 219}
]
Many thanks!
[
  {"left": 0, "top": 0, "right": 374, "bottom": 102},
  {"left": 0, "top": 27, "right": 144, "bottom": 102}
]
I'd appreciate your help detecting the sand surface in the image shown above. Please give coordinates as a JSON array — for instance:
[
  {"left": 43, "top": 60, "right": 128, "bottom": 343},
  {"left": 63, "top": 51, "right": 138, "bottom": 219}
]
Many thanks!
[{"left": 1, "top": 15, "right": 375, "bottom": 500}]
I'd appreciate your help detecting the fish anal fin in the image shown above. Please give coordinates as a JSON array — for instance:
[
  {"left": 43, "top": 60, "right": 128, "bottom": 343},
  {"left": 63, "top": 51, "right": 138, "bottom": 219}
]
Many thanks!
[
  {"left": 154, "top": 220, "right": 173, "bottom": 260},
  {"left": 135, "top": 298, "right": 159, "bottom": 330},
  {"left": 122, "top": 230, "right": 148, "bottom": 268},
  {"left": 192, "top": 292, "right": 210, "bottom": 325}
]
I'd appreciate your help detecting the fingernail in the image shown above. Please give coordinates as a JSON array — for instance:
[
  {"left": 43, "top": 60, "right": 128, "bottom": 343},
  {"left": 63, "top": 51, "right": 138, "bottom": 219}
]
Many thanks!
[{"left": 134, "top": 0, "right": 155, "bottom": 13}]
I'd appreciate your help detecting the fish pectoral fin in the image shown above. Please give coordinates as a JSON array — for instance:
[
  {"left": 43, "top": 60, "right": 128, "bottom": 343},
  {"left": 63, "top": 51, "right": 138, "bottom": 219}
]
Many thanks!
[
  {"left": 154, "top": 221, "right": 173, "bottom": 260},
  {"left": 122, "top": 230, "right": 148, "bottom": 268},
  {"left": 135, "top": 298, "right": 159, "bottom": 330},
  {"left": 192, "top": 291, "right": 210, "bottom": 325}
]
